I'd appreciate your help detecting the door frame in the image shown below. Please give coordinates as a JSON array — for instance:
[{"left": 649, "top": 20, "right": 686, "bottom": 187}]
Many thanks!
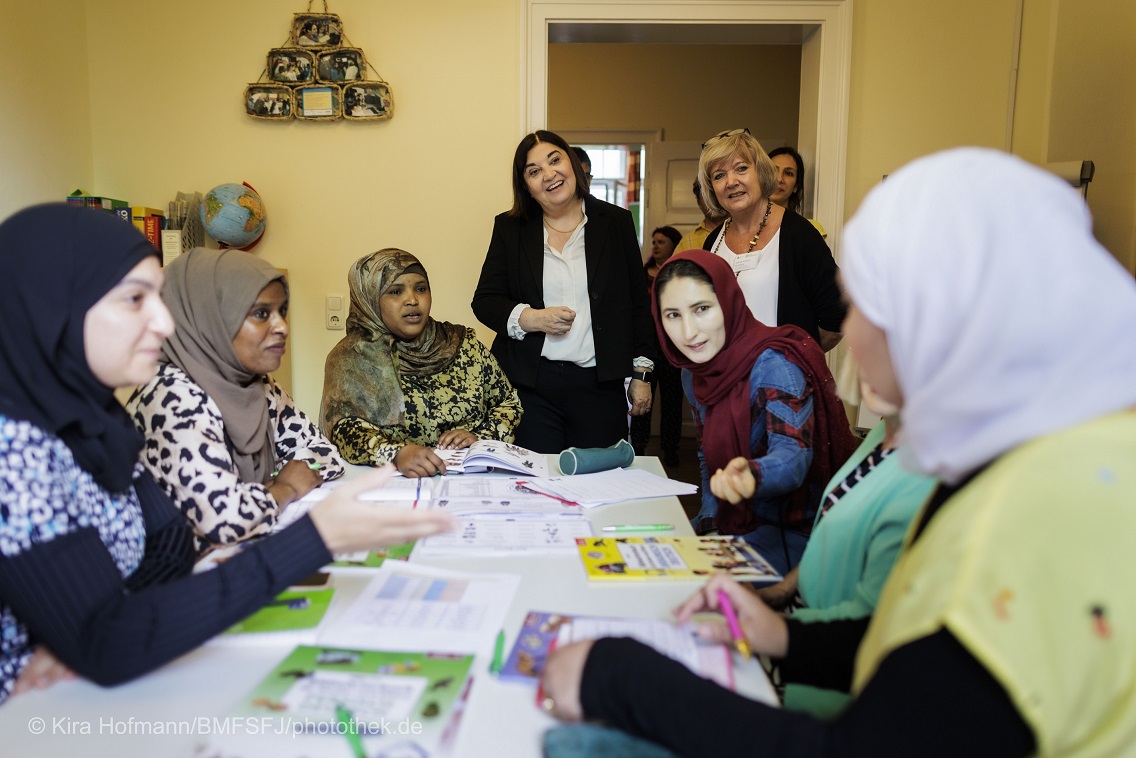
[{"left": 522, "top": 0, "right": 854, "bottom": 257}]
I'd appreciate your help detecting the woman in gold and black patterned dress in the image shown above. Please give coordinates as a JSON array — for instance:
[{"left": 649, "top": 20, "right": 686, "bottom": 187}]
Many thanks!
[{"left": 320, "top": 248, "right": 522, "bottom": 478}]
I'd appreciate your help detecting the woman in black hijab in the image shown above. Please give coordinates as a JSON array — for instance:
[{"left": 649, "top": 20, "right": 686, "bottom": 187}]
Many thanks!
[{"left": 0, "top": 204, "right": 451, "bottom": 703}]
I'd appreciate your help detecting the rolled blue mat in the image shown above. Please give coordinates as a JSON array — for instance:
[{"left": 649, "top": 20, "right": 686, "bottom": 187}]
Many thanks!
[{"left": 558, "top": 439, "right": 635, "bottom": 475}]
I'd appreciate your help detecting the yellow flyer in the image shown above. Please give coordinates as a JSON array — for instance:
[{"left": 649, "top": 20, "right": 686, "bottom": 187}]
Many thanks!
[{"left": 575, "top": 536, "right": 780, "bottom": 582}]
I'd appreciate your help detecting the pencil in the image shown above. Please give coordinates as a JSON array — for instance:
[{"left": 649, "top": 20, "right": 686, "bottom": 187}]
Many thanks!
[{"left": 717, "top": 590, "right": 752, "bottom": 659}]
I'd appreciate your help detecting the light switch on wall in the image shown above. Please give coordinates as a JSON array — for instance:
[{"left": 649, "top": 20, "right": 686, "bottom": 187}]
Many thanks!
[{"left": 325, "top": 294, "right": 345, "bottom": 330}]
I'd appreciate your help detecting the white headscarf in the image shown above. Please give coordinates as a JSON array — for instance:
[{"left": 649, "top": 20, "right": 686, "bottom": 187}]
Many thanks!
[{"left": 842, "top": 147, "right": 1136, "bottom": 484}]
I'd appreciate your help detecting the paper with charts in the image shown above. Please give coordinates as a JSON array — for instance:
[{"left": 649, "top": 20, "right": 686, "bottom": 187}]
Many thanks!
[
  {"left": 319, "top": 562, "right": 520, "bottom": 655},
  {"left": 414, "top": 512, "right": 594, "bottom": 556},
  {"left": 195, "top": 645, "right": 474, "bottom": 758}
]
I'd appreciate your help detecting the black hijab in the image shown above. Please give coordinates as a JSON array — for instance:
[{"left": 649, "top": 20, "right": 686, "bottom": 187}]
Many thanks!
[{"left": 0, "top": 204, "right": 158, "bottom": 492}]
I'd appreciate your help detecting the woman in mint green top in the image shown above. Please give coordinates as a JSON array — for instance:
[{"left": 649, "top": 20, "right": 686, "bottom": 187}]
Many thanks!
[{"left": 757, "top": 414, "right": 936, "bottom": 718}]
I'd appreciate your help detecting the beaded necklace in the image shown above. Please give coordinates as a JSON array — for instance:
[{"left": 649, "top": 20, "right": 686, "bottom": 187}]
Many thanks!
[{"left": 713, "top": 198, "right": 773, "bottom": 255}]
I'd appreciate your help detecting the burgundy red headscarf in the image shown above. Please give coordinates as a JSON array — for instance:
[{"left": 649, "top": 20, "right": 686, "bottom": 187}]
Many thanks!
[{"left": 651, "top": 249, "right": 856, "bottom": 534}]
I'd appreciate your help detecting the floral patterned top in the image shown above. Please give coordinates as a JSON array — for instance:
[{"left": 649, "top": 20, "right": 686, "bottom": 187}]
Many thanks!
[
  {"left": 0, "top": 416, "right": 146, "bottom": 703},
  {"left": 330, "top": 328, "right": 522, "bottom": 465},
  {"left": 126, "top": 364, "right": 345, "bottom": 551}
]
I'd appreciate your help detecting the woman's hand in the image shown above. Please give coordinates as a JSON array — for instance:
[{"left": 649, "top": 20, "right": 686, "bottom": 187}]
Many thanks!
[
  {"left": 268, "top": 459, "right": 323, "bottom": 507},
  {"left": 12, "top": 647, "right": 76, "bottom": 696},
  {"left": 519, "top": 306, "right": 576, "bottom": 336},
  {"left": 710, "top": 457, "right": 756, "bottom": 504},
  {"left": 395, "top": 444, "right": 448, "bottom": 477},
  {"left": 309, "top": 465, "right": 453, "bottom": 554},
  {"left": 437, "top": 429, "right": 477, "bottom": 450},
  {"left": 674, "top": 574, "right": 789, "bottom": 658},
  {"left": 539, "top": 639, "right": 594, "bottom": 722},
  {"left": 627, "top": 378, "right": 652, "bottom": 416}
]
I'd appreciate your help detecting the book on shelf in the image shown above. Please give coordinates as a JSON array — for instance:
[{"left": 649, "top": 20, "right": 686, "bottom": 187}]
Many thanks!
[
  {"left": 499, "top": 610, "right": 734, "bottom": 690},
  {"left": 575, "top": 535, "right": 781, "bottom": 583},
  {"left": 67, "top": 190, "right": 128, "bottom": 212},
  {"left": 200, "top": 644, "right": 474, "bottom": 757},
  {"left": 421, "top": 440, "right": 548, "bottom": 477}
]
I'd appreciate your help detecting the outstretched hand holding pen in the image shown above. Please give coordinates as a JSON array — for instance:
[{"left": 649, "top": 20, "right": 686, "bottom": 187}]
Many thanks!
[{"left": 673, "top": 574, "right": 789, "bottom": 659}]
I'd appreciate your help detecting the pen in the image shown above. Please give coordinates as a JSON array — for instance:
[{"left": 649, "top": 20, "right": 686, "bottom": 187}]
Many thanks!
[
  {"left": 717, "top": 590, "right": 752, "bottom": 659},
  {"left": 489, "top": 629, "right": 506, "bottom": 676},
  {"left": 264, "top": 597, "right": 310, "bottom": 610},
  {"left": 335, "top": 704, "right": 366, "bottom": 758},
  {"left": 270, "top": 461, "right": 322, "bottom": 477},
  {"left": 601, "top": 523, "right": 674, "bottom": 533}
]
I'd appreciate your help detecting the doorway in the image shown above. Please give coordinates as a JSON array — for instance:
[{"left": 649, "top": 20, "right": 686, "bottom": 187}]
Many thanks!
[{"left": 523, "top": 0, "right": 852, "bottom": 255}]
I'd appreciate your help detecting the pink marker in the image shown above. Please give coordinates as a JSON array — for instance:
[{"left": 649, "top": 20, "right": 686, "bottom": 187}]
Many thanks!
[{"left": 717, "top": 590, "right": 752, "bottom": 659}]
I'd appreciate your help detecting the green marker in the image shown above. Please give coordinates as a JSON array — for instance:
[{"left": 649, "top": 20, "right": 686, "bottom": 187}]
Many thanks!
[
  {"left": 335, "top": 704, "right": 366, "bottom": 758},
  {"left": 489, "top": 629, "right": 506, "bottom": 676},
  {"left": 308, "top": 461, "right": 322, "bottom": 471},
  {"left": 601, "top": 524, "right": 675, "bottom": 533}
]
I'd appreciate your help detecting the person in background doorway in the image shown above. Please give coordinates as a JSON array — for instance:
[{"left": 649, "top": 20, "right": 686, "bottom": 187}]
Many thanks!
[
  {"left": 571, "top": 146, "right": 593, "bottom": 190},
  {"left": 768, "top": 146, "right": 827, "bottom": 238},
  {"left": 630, "top": 225, "right": 684, "bottom": 466},
  {"left": 700, "top": 129, "right": 845, "bottom": 351},
  {"left": 676, "top": 179, "right": 724, "bottom": 253}
]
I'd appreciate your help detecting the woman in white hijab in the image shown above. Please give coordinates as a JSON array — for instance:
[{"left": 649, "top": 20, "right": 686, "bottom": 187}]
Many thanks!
[{"left": 538, "top": 148, "right": 1136, "bottom": 757}]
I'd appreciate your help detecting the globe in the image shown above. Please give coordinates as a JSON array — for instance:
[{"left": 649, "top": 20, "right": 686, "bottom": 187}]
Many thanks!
[{"left": 200, "top": 183, "right": 266, "bottom": 248}]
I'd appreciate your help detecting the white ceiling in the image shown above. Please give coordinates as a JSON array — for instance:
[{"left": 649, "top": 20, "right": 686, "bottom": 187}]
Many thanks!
[{"left": 548, "top": 22, "right": 814, "bottom": 45}]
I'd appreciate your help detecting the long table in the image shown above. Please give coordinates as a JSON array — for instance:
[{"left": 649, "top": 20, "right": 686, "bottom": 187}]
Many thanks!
[{"left": 0, "top": 457, "right": 776, "bottom": 756}]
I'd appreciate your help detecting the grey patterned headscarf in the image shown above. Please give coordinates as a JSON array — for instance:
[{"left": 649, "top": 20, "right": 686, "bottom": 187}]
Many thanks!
[{"left": 320, "top": 248, "right": 463, "bottom": 436}]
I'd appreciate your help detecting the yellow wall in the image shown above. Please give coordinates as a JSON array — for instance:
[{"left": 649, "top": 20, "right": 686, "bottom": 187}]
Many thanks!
[
  {"left": 4, "top": 0, "right": 1133, "bottom": 418},
  {"left": 1, "top": 0, "right": 93, "bottom": 213},
  {"left": 1044, "top": 0, "right": 1136, "bottom": 271},
  {"left": 81, "top": 0, "right": 521, "bottom": 413},
  {"left": 548, "top": 43, "right": 800, "bottom": 144},
  {"left": 844, "top": 0, "right": 1019, "bottom": 212}
]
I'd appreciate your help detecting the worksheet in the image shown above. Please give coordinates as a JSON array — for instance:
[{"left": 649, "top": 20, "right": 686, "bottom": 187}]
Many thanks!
[{"left": 414, "top": 513, "right": 594, "bottom": 556}]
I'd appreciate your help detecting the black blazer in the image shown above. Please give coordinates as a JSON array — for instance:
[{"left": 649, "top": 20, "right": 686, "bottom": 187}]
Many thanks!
[{"left": 472, "top": 195, "right": 656, "bottom": 389}]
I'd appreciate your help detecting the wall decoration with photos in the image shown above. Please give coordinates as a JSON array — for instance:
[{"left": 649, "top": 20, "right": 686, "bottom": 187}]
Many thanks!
[{"left": 244, "top": 1, "right": 393, "bottom": 122}]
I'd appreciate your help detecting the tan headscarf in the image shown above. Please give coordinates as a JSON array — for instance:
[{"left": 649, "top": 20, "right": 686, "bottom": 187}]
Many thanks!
[
  {"left": 320, "top": 248, "right": 464, "bottom": 436},
  {"left": 160, "top": 248, "right": 287, "bottom": 484}
]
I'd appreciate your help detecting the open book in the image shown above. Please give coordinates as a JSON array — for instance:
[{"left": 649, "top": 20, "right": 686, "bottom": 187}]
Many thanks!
[
  {"left": 499, "top": 610, "right": 734, "bottom": 691},
  {"left": 198, "top": 645, "right": 474, "bottom": 757},
  {"left": 429, "top": 440, "right": 548, "bottom": 477}
]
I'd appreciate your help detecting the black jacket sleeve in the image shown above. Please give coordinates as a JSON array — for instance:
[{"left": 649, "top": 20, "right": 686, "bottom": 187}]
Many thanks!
[
  {"left": 472, "top": 213, "right": 527, "bottom": 336},
  {"left": 579, "top": 631, "right": 1034, "bottom": 758},
  {"left": 0, "top": 513, "right": 332, "bottom": 687},
  {"left": 779, "top": 212, "right": 846, "bottom": 335}
]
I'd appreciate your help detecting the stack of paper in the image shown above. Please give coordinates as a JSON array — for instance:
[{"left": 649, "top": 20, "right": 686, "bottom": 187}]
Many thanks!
[{"left": 518, "top": 467, "right": 698, "bottom": 507}]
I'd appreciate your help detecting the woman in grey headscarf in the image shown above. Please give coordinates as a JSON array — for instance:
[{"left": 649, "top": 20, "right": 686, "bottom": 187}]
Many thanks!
[
  {"left": 321, "top": 248, "right": 521, "bottom": 478},
  {"left": 127, "top": 248, "right": 344, "bottom": 551}
]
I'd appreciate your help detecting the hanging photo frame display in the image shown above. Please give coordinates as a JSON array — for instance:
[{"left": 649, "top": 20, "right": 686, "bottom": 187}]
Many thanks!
[
  {"left": 267, "top": 48, "right": 314, "bottom": 84},
  {"left": 316, "top": 48, "right": 365, "bottom": 83},
  {"left": 343, "top": 82, "right": 393, "bottom": 121},
  {"left": 245, "top": 85, "right": 294, "bottom": 120},
  {"left": 295, "top": 84, "right": 341, "bottom": 121},
  {"left": 291, "top": 13, "right": 342, "bottom": 48},
  {"left": 242, "top": 1, "right": 393, "bottom": 123}
]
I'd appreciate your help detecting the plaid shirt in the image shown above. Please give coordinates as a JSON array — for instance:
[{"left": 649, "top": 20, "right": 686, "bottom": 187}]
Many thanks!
[{"left": 684, "top": 348, "right": 817, "bottom": 533}]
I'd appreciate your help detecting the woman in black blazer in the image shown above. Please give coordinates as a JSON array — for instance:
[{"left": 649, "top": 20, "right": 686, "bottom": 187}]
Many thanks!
[{"left": 472, "top": 131, "right": 656, "bottom": 453}]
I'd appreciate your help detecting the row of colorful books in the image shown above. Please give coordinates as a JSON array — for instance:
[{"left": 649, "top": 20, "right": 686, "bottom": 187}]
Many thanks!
[{"left": 67, "top": 190, "right": 165, "bottom": 252}]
